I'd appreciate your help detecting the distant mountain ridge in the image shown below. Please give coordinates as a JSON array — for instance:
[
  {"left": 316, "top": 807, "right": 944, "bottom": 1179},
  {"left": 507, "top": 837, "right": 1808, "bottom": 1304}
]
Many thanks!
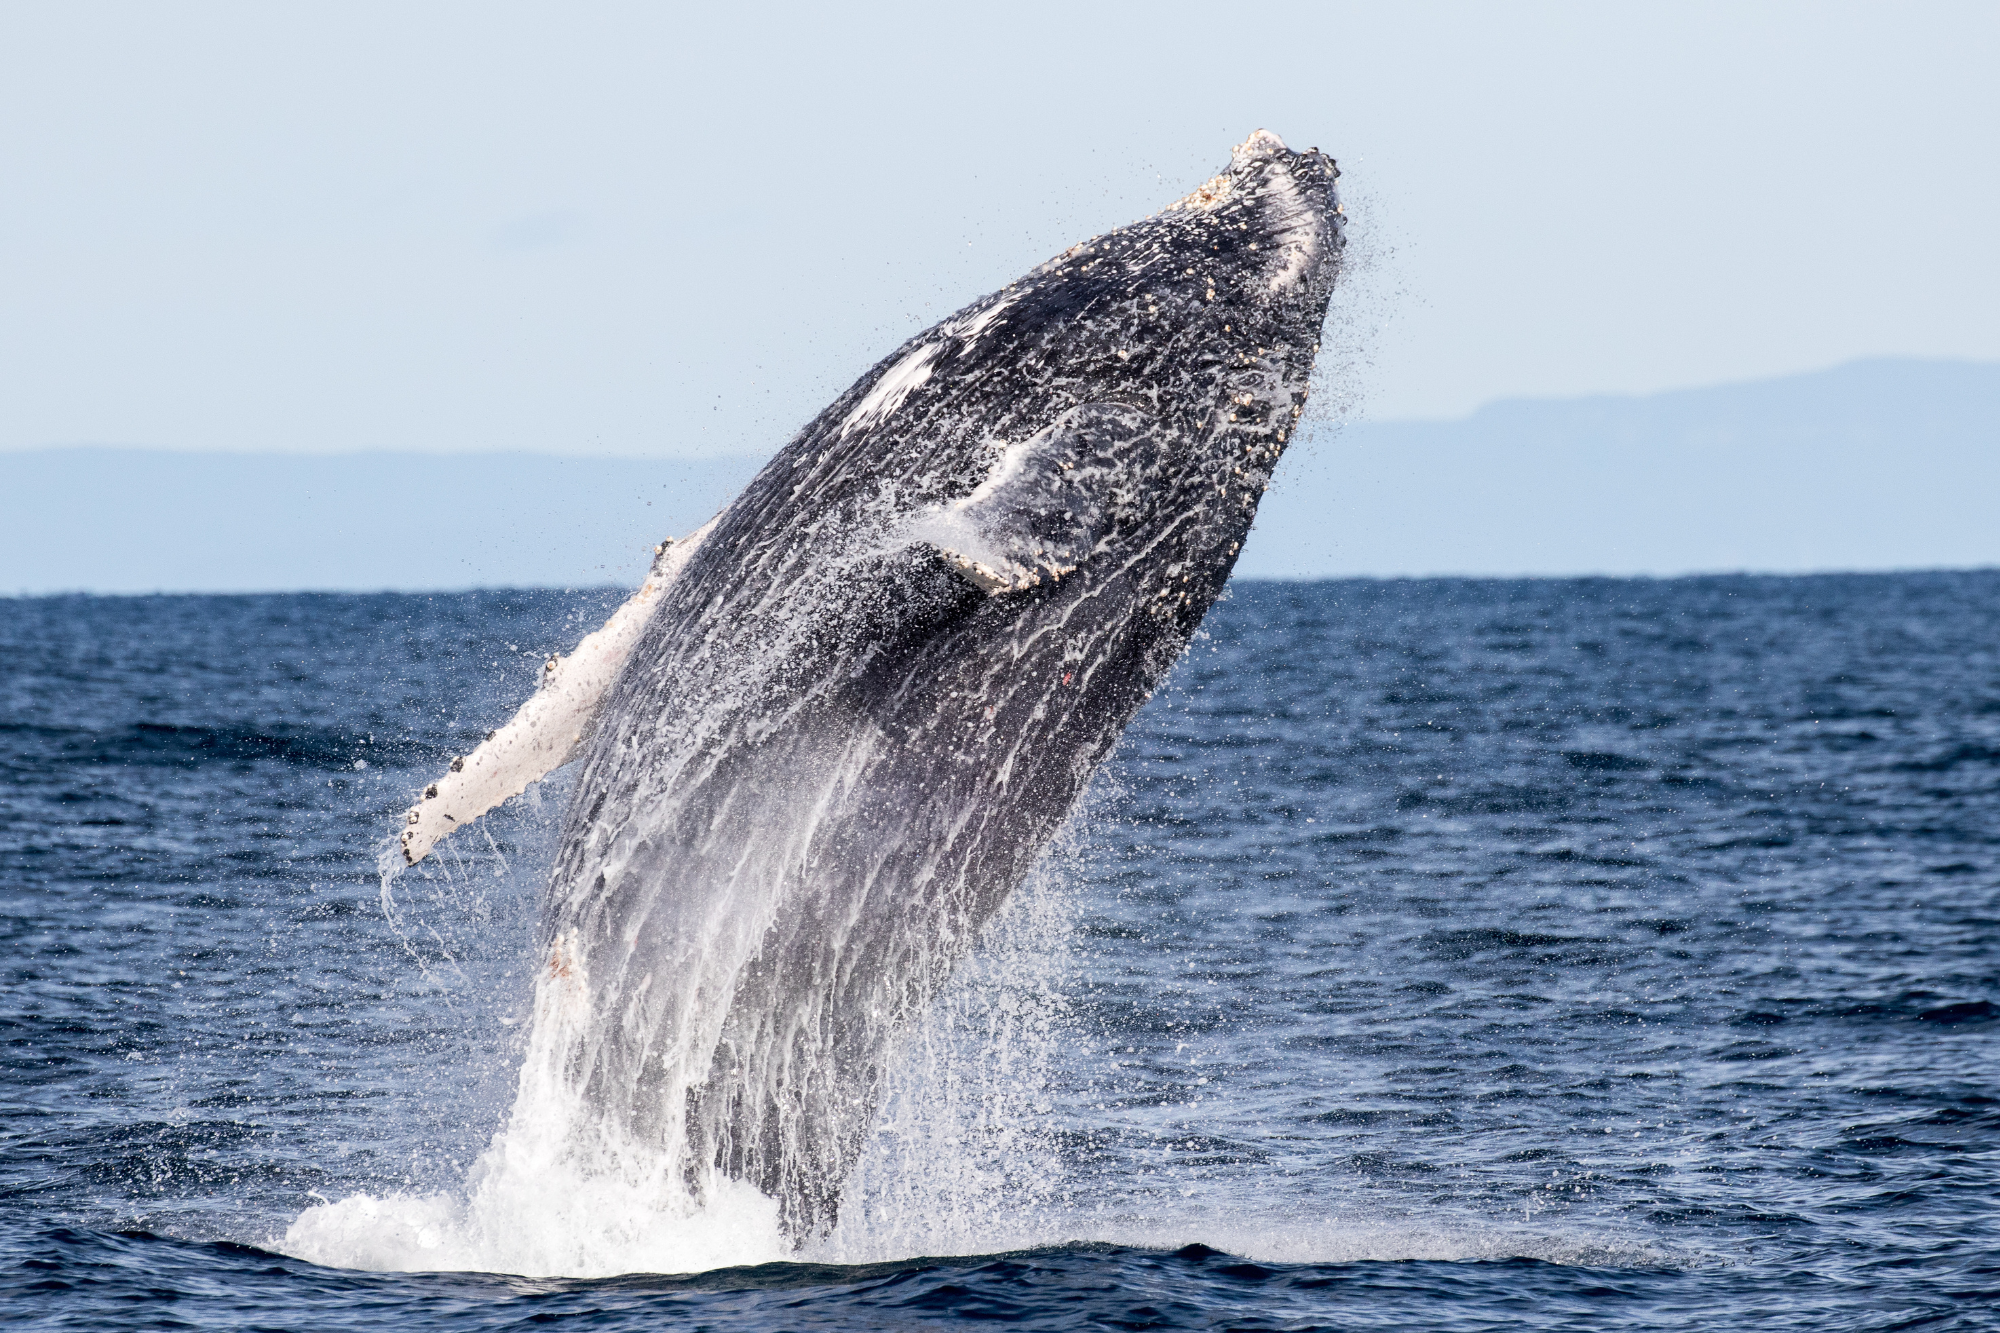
[
  {"left": 1243, "top": 356, "right": 1999, "bottom": 578},
  {"left": 3, "top": 358, "right": 1993, "bottom": 593},
  {"left": 1466, "top": 357, "right": 1996, "bottom": 440}
]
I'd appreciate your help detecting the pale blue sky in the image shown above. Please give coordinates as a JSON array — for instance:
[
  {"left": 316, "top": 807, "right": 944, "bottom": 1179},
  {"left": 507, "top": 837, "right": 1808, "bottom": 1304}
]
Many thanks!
[{"left": 2, "top": 2, "right": 1995, "bottom": 460}]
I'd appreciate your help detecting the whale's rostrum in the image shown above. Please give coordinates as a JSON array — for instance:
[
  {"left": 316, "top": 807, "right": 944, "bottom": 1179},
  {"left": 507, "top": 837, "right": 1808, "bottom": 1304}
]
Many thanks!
[{"left": 401, "top": 130, "right": 1346, "bottom": 1246}]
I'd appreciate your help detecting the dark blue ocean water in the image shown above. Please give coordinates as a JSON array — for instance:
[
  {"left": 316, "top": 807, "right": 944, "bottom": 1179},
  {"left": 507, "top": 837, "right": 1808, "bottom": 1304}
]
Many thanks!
[{"left": 4, "top": 573, "right": 1997, "bottom": 1329}]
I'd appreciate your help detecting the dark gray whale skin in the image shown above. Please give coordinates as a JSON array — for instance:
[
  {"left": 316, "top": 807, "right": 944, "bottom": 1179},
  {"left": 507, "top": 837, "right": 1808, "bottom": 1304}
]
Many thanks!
[{"left": 546, "top": 133, "right": 1345, "bottom": 1241}]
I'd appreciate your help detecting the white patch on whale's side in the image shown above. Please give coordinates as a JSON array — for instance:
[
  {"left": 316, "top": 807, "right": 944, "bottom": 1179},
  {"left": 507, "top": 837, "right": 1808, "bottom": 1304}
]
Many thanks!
[
  {"left": 906, "top": 400, "right": 1148, "bottom": 595},
  {"left": 948, "top": 292, "right": 1018, "bottom": 345},
  {"left": 838, "top": 342, "right": 943, "bottom": 439},
  {"left": 837, "top": 293, "right": 1021, "bottom": 439}
]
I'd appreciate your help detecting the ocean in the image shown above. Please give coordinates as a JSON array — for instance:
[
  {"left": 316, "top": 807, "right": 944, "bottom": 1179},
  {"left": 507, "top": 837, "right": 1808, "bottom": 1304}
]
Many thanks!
[{"left": 3, "top": 572, "right": 1996, "bottom": 1329}]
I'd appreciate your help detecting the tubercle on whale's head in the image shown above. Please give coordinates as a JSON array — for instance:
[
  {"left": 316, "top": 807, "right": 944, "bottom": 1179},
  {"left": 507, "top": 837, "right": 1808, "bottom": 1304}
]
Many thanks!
[{"left": 1162, "top": 128, "right": 1345, "bottom": 298}]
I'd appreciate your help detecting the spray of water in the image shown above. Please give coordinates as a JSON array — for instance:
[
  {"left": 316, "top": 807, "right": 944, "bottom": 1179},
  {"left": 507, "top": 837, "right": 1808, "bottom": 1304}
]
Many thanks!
[
  {"left": 284, "top": 816, "right": 1081, "bottom": 1277},
  {"left": 289, "top": 807, "right": 1685, "bottom": 1279}
]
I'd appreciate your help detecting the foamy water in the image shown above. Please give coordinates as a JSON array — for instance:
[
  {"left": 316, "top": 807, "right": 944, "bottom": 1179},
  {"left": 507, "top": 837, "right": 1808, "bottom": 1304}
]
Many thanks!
[{"left": 284, "top": 847, "right": 1083, "bottom": 1279}]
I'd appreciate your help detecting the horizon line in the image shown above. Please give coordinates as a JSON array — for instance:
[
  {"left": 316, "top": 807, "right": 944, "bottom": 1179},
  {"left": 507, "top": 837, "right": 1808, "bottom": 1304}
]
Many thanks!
[{"left": 11, "top": 564, "right": 2000, "bottom": 602}]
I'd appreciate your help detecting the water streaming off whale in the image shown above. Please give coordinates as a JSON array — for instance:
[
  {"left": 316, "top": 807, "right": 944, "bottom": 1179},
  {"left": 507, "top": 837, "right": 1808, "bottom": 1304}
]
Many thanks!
[{"left": 285, "top": 130, "right": 1347, "bottom": 1269}]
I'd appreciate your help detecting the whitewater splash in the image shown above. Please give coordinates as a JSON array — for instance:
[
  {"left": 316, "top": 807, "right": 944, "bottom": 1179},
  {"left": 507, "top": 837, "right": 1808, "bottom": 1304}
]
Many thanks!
[
  {"left": 285, "top": 837, "right": 1684, "bottom": 1279},
  {"left": 284, "top": 851, "right": 1078, "bottom": 1278}
]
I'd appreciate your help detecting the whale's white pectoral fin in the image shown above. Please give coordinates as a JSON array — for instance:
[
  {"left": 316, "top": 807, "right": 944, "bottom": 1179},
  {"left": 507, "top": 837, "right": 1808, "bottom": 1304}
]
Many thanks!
[
  {"left": 928, "top": 401, "right": 1154, "bottom": 596},
  {"left": 398, "top": 518, "right": 716, "bottom": 865}
]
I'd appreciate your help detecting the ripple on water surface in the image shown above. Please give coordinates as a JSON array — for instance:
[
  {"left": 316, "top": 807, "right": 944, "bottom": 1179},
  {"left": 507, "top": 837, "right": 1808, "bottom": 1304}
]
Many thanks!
[{"left": 2, "top": 574, "right": 1996, "bottom": 1329}]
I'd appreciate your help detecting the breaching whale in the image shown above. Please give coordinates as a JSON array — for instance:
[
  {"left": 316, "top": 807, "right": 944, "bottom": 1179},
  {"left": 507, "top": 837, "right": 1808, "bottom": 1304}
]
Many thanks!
[{"left": 399, "top": 130, "right": 1345, "bottom": 1244}]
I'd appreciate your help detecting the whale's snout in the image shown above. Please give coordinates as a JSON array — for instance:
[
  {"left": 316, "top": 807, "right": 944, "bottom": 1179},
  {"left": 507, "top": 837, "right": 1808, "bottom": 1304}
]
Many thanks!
[
  {"left": 1165, "top": 130, "right": 1343, "bottom": 299},
  {"left": 1230, "top": 127, "right": 1291, "bottom": 167}
]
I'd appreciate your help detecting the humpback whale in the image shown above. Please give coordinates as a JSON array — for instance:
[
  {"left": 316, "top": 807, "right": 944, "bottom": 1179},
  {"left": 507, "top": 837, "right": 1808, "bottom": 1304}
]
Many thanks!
[{"left": 400, "top": 130, "right": 1345, "bottom": 1244}]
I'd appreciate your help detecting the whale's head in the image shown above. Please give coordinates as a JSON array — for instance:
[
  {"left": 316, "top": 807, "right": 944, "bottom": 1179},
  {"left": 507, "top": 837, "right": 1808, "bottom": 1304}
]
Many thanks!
[
  {"left": 854, "top": 130, "right": 1348, "bottom": 611},
  {"left": 705, "top": 129, "right": 1348, "bottom": 665},
  {"left": 707, "top": 129, "right": 1349, "bottom": 659},
  {"left": 1133, "top": 127, "right": 1346, "bottom": 513}
]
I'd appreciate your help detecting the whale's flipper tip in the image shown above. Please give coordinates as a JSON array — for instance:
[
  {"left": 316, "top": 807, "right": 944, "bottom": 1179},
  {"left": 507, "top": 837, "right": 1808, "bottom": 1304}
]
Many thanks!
[{"left": 393, "top": 519, "right": 720, "bottom": 864}]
